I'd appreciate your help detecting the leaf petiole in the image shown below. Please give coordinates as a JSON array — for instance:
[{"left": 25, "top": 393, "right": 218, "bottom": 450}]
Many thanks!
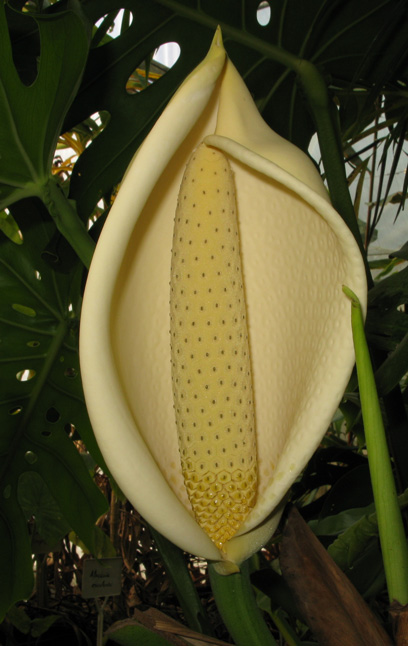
[
  {"left": 343, "top": 285, "right": 408, "bottom": 605},
  {"left": 208, "top": 560, "right": 277, "bottom": 646},
  {"left": 40, "top": 177, "right": 95, "bottom": 269}
]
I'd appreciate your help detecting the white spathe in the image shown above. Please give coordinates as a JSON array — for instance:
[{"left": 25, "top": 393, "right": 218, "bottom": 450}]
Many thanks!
[{"left": 80, "top": 28, "right": 367, "bottom": 567}]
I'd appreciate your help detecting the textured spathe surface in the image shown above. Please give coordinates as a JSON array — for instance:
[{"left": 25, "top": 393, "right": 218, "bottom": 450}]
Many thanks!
[{"left": 80, "top": 29, "right": 367, "bottom": 564}]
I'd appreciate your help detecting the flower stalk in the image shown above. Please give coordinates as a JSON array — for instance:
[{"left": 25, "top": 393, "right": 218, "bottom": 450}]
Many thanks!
[
  {"left": 208, "top": 561, "right": 277, "bottom": 646},
  {"left": 343, "top": 286, "right": 408, "bottom": 605}
]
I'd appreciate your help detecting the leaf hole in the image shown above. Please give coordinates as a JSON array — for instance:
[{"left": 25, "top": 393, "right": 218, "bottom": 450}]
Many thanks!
[
  {"left": 27, "top": 340, "right": 40, "bottom": 348},
  {"left": 9, "top": 406, "right": 23, "bottom": 416},
  {"left": 16, "top": 369, "right": 36, "bottom": 382},
  {"left": 257, "top": 1, "right": 271, "bottom": 26},
  {"left": 56, "top": 111, "right": 111, "bottom": 184},
  {"left": 0, "top": 209, "right": 23, "bottom": 244},
  {"left": 92, "top": 9, "right": 134, "bottom": 48},
  {"left": 126, "top": 42, "right": 180, "bottom": 94},
  {"left": 12, "top": 303, "right": 36, "bottom": 317},
  {"left": 154, "top": 42, "right": 181, "bottom": 69},
  {"left": 65, "top": 423, "right": 76, "bottom": 438},
  {"left": 46, "top": 407, "right": 60, "bottom": 423},
  {"left": 64, "top": 367, "right": 78, "bottom": 379}
]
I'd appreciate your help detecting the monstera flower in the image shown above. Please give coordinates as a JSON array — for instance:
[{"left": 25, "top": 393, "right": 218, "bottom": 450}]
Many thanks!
[{"left": 80, "top": 29, "right": 367, "bottom": 569}]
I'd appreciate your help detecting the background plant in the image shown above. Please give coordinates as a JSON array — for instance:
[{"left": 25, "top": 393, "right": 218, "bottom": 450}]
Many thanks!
[{"left": 0, "top": 0, "right": 407, "bottom": 644}]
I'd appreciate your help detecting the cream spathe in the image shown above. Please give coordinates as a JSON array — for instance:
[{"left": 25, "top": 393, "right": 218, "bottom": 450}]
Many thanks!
[{"left": 80, "top": 28, "right": 367, "bottom": 567}]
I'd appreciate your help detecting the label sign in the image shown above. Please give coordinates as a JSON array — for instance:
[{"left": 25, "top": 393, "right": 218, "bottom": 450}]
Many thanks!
[{"left": 82, "top": 558, "right": 122, "bottom": 598}]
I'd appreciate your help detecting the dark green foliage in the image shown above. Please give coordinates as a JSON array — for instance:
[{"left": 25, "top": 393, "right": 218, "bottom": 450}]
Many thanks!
[
  {"left": 0, "top": 197, "right": 107, "bottom": 616},
  {"left": 0, "top": 0, "right": 407, "bottom": 640}
]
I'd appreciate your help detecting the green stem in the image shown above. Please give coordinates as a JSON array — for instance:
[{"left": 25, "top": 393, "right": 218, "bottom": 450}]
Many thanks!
[
  {"left": 343, "top": 286, "right": 408, "bottom": 605},
  {"left": 208, "top": 561, "right": 277, "bottom": 646},
  {"left": 269, "top": 608, "right": 302, "bottom": 646},
  {"left": 149, "top": 526, "right": 214, "bottom": 637},
  {"left": 40, "top": 177, "right": 95, "bottom": 269}
]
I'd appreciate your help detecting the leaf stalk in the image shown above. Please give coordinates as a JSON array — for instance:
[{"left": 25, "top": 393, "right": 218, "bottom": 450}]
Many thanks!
[
  {"left": 343, "top": 286, "right": 408, "bottom": 605},
  {"left": 208, "top": 560, "right": 277, "bottom": 645},
  {"left": 40, "top": 177, "right": 95, "bottom": 269}
]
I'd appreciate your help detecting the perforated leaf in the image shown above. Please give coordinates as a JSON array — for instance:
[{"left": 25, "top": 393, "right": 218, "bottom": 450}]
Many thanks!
[
  {"left": 66, "top": 0, "right": 408, "bottom": 218},
  {"left": 0, "top": 3, "right": 88, "bottom": 209},
  {"left": 0, "top": 200, "right": 107, "bottom": 621}
]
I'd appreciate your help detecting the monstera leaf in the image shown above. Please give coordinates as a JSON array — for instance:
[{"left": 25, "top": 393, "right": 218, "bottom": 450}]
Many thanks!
[
  {"left": 65, "top": 0, "right": 408, "bottom": 219},
  {"left": 0, "top": 201, "right": 107, "bottom": 620},
  {"left": 0, "top": 3, "right": 89, "bottom": 211}
]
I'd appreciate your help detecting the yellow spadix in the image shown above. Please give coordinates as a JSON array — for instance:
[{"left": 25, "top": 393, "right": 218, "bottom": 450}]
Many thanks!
[
  {"left": 170, "top": 144, "right": 257, "bottom": 551},
  {"left": 80, "top": 28, "right": 367, "bottom": 568}
]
